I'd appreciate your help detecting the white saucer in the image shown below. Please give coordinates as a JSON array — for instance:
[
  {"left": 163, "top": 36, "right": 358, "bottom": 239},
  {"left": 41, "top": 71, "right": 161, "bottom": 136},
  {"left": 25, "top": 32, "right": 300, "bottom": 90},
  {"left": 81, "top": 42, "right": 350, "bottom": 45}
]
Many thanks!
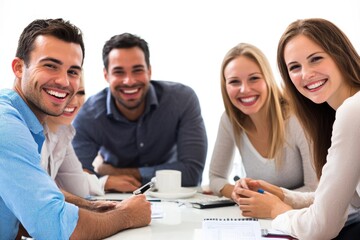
[{"left": 148, "top": 188, "right": 197, "bottom": 199}]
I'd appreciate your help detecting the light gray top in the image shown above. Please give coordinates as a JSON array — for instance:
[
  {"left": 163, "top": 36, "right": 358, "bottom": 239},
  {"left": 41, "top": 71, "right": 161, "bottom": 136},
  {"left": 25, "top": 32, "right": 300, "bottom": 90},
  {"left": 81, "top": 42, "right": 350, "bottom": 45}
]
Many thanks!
[
  {"left": 41, "top": 124, "right": 104, "bottom": 198},
  {"left": 209, "top": 112, "right": 318, "bottom": 196}
]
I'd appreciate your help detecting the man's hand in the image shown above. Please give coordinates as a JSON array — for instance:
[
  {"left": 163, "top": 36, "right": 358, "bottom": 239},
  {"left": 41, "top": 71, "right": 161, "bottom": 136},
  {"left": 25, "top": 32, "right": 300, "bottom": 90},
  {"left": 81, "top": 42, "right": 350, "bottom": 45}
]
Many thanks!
[
  {"left": 105, "top": 175, "right": 142, "bottom": 193},
  {"left": 116, "top": 194, "right": 152, "bottom": 228},
  {"left": 93, "top": 154, "right": 142, "bottom": 181}
]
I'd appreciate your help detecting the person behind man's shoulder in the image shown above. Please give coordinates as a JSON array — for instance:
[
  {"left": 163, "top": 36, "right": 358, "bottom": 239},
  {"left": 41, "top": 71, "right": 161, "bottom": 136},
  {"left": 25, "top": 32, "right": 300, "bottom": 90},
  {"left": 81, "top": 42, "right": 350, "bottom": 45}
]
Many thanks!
[{"left": 73, "top": 33, "right": 207, "bottom": 190}]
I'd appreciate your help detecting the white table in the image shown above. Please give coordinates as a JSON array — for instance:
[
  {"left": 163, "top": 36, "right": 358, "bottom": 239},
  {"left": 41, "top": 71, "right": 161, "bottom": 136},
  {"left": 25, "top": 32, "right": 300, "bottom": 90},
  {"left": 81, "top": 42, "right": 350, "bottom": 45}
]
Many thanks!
[{"left": 93, "top": 191, "right": 272, "bottom": 240}]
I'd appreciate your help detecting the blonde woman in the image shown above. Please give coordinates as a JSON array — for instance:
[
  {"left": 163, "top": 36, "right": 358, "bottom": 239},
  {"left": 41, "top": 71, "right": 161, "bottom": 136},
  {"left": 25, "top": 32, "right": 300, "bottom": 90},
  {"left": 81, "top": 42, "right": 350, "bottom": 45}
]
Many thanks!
[{"left": 209, "top": 43, "right": 317, "bottom": 198}]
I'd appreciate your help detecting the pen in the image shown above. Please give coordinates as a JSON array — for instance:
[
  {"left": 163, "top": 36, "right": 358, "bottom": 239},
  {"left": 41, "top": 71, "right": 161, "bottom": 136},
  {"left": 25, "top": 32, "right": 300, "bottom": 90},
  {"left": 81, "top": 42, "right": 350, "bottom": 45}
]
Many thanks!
[
  {"left": 133, "top": 181, "right": 154, "bottom": 195},
  {"left": 257, "top": 188, "right": 264, "bottom": 194}
]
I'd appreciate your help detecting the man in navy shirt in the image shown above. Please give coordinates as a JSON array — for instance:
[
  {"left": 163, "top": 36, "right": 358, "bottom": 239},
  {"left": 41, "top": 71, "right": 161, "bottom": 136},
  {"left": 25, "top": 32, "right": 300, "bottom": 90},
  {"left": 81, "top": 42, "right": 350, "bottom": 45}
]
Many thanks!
[{"left": 73, "top": 33, "right": 207, "bottom": 190}]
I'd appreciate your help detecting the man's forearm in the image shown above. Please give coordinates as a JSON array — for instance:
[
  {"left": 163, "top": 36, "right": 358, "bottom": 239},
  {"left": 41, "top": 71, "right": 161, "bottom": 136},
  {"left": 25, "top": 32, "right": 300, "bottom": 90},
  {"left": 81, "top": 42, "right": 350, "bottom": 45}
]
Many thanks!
[
  {"left": 71, "top": 208, "right": 130, "bottom": 239},
  {"left": 70, "top": 195, "right": 151, "bottom": 239},
  {"left": 97, "top": 164, "right": 141, "bottom": 181},
  {"left": 62, "top": 189, "right": 93, "bottom": 210}
]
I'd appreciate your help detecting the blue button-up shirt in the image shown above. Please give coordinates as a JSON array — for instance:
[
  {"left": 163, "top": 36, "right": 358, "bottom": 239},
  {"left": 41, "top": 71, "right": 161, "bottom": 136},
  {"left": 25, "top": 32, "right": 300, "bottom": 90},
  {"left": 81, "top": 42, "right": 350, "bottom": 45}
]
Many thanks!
[
  {"left": 0, "top": 89, "right": 78, "bottom": 239},
  {"left": 73, "top": 81, "right": 207, "bottom": 185}
]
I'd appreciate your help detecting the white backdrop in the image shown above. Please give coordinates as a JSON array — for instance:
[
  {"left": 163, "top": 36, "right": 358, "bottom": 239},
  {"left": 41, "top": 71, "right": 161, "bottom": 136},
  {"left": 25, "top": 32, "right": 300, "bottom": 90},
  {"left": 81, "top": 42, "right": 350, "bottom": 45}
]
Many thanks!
[{"left": 1, "top": 0, "right": 359, "bottom": 184}]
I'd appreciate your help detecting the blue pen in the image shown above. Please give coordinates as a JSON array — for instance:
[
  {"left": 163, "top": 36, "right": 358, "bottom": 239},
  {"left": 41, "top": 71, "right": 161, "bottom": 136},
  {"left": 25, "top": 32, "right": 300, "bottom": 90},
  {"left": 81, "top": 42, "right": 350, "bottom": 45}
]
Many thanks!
[{"left": 257, "top": 188, "right": 265, "bottom": 194}]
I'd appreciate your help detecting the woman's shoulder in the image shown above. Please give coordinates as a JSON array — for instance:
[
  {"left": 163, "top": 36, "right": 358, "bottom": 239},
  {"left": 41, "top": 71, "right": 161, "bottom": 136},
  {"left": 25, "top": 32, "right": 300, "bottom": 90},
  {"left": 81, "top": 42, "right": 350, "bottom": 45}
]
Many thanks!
[
  {"left": 218, "top": 111, "right": 241, "bottom": 137},
  {"left": 339, "top": 91, "right": 360, "bottom": 111},
  {"left": 285, "top": 114, "right": 302, "bottom": 130},
  {"left": 283, "top": 114, "right": 308, "bottom": 142},
  {"left": 55, "top": 125, "right": 75, "bottom": 142},
  {"left": 336, "top": 91, "right": 360, "bottom": 123}
]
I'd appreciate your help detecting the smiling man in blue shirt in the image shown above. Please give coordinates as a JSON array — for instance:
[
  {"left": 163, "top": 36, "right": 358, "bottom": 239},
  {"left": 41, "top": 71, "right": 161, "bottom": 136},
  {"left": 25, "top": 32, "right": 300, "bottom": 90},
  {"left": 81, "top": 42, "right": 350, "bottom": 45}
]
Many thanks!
[
  {"left": 72, "top": 33, "right": 208, "bottom": 190},
  {"left": 0, "top": 18, "right": 151, "bottom": 239}
]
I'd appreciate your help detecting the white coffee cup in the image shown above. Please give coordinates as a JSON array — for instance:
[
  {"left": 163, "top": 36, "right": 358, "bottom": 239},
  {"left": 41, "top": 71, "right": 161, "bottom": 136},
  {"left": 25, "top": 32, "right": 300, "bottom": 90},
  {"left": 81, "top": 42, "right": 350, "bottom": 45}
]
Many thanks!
[{"left": 155, "top": 170, "right": 182, "bottom": 193}]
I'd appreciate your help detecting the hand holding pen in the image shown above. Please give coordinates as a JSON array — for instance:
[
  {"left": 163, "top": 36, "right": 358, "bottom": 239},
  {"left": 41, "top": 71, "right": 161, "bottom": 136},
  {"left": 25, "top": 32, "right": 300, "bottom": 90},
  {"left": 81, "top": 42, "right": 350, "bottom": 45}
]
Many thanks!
[{"left": 133, "top": 181, "right": 154, "bottom": 195}]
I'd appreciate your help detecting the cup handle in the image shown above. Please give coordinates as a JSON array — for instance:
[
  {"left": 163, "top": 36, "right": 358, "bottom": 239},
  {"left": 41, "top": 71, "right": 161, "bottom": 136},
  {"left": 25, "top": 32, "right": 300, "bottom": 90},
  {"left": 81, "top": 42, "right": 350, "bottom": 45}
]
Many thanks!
[{"left": 151, "top": 177, "right": 157, "bottom": 191}]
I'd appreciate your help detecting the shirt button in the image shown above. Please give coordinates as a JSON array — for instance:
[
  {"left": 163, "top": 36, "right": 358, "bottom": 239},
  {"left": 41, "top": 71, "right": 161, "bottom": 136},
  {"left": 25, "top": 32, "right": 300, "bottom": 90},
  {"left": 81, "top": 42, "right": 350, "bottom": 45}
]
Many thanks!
[{"left": 140, "top": 143, "right": 144, "bottom": 147}]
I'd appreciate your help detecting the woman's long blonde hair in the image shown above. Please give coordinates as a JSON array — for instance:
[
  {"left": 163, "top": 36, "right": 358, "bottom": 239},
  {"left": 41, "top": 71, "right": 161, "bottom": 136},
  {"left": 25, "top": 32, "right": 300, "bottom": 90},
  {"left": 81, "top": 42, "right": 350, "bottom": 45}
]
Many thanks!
[{"left": 220, "top": 43, "right": 290, "bottom": 165}]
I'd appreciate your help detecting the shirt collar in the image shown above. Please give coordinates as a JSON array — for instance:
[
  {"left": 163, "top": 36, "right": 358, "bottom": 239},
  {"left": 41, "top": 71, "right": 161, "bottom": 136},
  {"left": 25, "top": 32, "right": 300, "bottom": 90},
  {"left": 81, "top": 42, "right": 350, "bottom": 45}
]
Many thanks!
[
  {"left": 6, "top": 89, "right": 44, "bottom": 136},
  {"left": 2, "top": 89, "right": 45, "bottom": 152},
  {"left": 105, "top": 82, "right": 159, "bottom": 121}
]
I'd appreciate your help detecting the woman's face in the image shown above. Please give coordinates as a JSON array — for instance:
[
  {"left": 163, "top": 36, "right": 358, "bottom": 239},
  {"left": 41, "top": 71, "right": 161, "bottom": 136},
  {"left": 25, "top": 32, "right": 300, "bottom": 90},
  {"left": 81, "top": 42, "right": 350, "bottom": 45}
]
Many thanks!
[
  {"left": 224, "top": 56, "right": 268, "bottom": 116},
  {"left": 47, "top": 83, "right": 85, "bottom": 126},
  {"left": 284, "top": 34, "right": 349, "bottom": 109}
]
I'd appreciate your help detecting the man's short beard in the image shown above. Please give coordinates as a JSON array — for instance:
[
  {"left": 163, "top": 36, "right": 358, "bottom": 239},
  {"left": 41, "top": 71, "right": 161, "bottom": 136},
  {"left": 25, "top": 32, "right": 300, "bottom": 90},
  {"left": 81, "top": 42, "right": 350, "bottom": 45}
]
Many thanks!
[
  {"left": 117, "top": 98, "right": 143, "bottom": 110},
  {"left": 28, "top": 96, "right": 65, "bottom": 117}
]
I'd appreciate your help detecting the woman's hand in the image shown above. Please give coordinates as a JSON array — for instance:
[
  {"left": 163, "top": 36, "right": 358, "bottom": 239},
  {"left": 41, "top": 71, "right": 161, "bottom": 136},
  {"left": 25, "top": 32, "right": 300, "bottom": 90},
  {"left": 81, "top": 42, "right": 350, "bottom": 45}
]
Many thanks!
[
  {"left": 234, "top": 178, "right": 285, "bottom": 200},
  {"left": 232, "top": 187, "right": 292, "bottom": 219}
]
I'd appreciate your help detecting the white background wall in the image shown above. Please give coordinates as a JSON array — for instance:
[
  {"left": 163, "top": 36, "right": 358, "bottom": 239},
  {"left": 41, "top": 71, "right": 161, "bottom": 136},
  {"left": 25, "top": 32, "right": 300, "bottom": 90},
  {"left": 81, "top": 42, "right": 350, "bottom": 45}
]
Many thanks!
[{"left": 1, "top": 0, "right": 359, "bottom": 184}]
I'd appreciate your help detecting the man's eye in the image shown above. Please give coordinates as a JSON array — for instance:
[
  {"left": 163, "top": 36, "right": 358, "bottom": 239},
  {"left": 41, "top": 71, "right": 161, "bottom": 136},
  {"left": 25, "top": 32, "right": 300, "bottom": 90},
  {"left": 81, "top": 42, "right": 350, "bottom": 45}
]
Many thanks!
[
  {"left": 68, "top": 70, "right": 80, "bottom": 76},
  {"left": 133, "top": 69, "right": 144, "bottom": 74},
  {"left": 76, "top": 90, "right": 85, "bottom": 96},
  {"left": 45, "top": 64, "right": 56, "bottom": 69}
]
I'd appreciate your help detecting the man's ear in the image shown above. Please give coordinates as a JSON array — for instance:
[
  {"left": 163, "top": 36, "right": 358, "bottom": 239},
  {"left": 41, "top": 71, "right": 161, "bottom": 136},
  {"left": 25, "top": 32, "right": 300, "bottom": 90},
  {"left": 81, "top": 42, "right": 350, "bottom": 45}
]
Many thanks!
[
  {"left": 103, "top": 67, "right": 109, "bottom": 83},
  {"left": 12, "top": 58, "right": 24, "bottom": 79}
]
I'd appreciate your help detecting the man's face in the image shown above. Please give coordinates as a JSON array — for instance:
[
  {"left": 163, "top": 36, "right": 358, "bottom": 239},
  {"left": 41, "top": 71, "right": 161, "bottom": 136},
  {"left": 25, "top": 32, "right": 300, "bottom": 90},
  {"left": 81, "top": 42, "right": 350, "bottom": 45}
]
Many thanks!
[
  {"left": 104, "top": 47, "right": 151, "bottom": 114},
  {"left": 14, "top": 35, "right": 83, "bottom": 121}
]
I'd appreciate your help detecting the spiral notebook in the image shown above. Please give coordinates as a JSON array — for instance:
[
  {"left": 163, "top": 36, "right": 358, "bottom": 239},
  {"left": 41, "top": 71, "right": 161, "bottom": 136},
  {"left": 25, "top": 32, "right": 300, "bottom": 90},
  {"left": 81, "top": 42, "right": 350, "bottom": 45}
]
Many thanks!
[{"left": 202, "top": 218, "right": 262, "bottom": 240}]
